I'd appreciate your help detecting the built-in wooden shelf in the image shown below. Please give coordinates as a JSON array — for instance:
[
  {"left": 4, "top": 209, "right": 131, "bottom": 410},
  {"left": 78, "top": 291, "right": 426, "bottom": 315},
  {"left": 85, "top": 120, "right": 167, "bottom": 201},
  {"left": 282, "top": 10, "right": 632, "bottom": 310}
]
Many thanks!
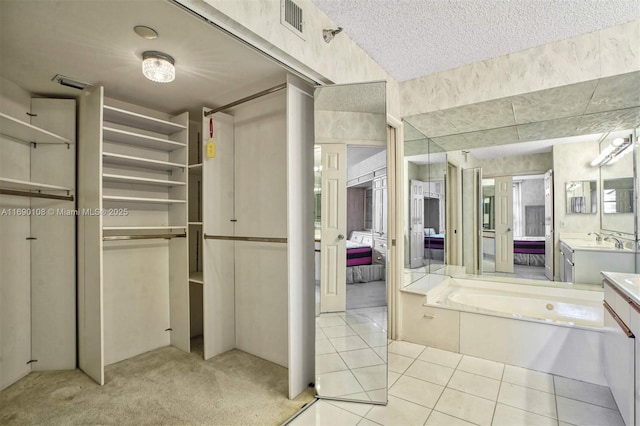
[
  {"left": 103, "top": 152, "right": 185, "bottom": 171},
  {"left": 0, "top": 177, "right": 71, "bottom": 193},
  {"left": 103, "top": 127, "right": 186, "bottom": 151},
  {"left": 102, "top": 173, "right": 186, "bottom": 187},
  {"left": 188, "top": 222, "right": 203, "bottom": 226},
  {"left": 103, "top": 105, "right": 187, "bottom": 135},
  {"left": 103, "top": 195, "right": 186, "bottom": 205},
  {"left": 0, "top": 112, "right": 71, "bottom": 145}
]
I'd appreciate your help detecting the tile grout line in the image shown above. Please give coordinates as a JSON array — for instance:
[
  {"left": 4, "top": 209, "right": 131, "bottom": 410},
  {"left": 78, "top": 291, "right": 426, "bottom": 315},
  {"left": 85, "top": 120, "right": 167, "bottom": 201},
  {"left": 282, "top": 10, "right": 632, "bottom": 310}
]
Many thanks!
[
  {"left": 489, "top": 362, "right": 506, "bottom": 425},
  {"left": 553, "top": 375, "right": 560, "bottom": 426}
]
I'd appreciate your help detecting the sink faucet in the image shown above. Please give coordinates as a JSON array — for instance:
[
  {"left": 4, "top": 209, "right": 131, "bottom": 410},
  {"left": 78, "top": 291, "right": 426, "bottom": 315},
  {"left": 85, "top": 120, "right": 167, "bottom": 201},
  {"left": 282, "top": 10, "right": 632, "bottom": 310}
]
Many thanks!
[
  {"left": 588, "top": 232, "right": 602, "bottom": 243},
  {"left": 604, "top": 236, "right": 624, "bottom": 249}
]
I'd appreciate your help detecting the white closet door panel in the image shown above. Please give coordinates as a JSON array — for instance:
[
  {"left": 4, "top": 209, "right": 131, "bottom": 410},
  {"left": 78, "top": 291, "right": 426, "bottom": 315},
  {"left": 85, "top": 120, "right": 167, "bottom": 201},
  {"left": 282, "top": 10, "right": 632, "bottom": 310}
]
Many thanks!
[
  {"left": 233, "top": 92, "right": 287, "bottom": 238},
  {"left": 203, "top": 240, "right": 235, "bottom": 359},
  {"left": 202, "top": 110, "right": 235, "bottom": 360},
  {"left": 0, "top": 208, "right": 31, "bottom": 390},
  {"left": 203, "top": 111, "right": 234, "bottom": 235},
  {"left": 169, "top": 238, "right": 190, "bottom": 352},
  {"left": 77, "top": 87, "right": 104, "bottom": 385},
  {"left": 286, "top": 77, "right": 315, "bottom": 399},
  {"left": 30, "top": 99, "right": 76, "bottom": 370},
  {"left": 102, "top": 242, "right": 170, "bottom": 366},
  {"left": 235, "top": 243, "right": 288, "bottom": 367}
]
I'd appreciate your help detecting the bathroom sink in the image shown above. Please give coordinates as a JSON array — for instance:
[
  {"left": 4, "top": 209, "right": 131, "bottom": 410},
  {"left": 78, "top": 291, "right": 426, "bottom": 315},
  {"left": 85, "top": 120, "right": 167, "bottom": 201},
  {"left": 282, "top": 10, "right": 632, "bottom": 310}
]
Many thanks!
[{"left": 562, "top": 238, "right": 629, "bottom": 251}]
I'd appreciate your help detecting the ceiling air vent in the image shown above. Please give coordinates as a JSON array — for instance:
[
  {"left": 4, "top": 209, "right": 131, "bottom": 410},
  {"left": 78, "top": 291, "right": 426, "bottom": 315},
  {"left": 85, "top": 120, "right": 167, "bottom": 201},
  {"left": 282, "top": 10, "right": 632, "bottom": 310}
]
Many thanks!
[{"left": 281, "top": 0, "right": 305, "bottom": 40}]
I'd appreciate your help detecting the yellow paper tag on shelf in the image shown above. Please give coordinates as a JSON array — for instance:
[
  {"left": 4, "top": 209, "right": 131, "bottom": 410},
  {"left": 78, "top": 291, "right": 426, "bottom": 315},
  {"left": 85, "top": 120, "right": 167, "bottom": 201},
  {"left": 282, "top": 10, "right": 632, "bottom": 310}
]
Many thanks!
[{"left": 206, "top": 139, "right": 216, "bottom": 158}]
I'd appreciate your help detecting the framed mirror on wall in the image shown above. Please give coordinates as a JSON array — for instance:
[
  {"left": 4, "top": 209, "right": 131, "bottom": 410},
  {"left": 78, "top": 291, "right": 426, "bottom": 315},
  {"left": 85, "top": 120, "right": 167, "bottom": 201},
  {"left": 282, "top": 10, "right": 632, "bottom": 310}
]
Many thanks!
[
  {"left": 565, "top": 180, "right": 597, "bottom": 214},
  {"left": 314, "top": 81, "right": 388, "bottom": 404}
]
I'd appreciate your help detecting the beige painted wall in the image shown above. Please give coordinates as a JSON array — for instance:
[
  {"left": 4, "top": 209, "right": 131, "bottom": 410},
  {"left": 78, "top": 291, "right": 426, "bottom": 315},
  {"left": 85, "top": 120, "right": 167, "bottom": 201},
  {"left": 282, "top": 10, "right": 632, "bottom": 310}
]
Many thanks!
[{"left": 180, "top": 0, "right": 401, "bottom": 116}]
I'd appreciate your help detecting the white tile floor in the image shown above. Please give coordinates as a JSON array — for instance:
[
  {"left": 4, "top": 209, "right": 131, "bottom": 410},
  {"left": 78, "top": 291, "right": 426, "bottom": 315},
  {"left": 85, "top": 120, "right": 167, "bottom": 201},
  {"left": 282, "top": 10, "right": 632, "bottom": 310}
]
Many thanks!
[
  {"left": 315, "top": 307, "right": 388, "bottom": 401},
  {"left": 290, "top": 340, "right": 625, "bottom": 426}
]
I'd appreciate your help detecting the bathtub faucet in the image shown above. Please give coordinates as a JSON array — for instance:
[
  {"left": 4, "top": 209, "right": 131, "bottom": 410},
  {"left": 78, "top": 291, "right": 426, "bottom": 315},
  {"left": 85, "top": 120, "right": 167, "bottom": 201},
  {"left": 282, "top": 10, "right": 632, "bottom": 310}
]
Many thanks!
[
  {"left": 604, "top": 236, "right": 624, "bottom": 249},
  {"left": 588, "top": 232, "right": 602, "bottom": 243}
]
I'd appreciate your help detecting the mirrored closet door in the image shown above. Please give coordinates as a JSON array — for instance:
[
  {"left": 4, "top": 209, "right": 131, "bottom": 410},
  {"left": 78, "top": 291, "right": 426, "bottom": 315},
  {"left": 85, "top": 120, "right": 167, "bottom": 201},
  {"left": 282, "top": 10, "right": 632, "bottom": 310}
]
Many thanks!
[{"left": 314, "top": 81, "right": 388, "bottom": 404}]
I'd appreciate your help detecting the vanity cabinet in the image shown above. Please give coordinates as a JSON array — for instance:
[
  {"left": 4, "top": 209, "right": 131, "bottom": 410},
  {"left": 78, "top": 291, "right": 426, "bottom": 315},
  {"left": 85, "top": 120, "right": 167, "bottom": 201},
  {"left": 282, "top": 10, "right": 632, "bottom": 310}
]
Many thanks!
[
  {"left": 602, "top": 273, "right": 638, "bottom": 426},
  {"left": 559, "top": 240, "right": 634, "bottom": 284}
]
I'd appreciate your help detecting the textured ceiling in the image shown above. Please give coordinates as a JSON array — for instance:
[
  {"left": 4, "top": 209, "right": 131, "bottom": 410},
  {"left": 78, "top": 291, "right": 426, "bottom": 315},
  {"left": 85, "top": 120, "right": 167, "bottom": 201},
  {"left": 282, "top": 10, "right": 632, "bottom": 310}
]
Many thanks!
[{"left": 311, "top": 0, "right": 640, "bottom": 81}]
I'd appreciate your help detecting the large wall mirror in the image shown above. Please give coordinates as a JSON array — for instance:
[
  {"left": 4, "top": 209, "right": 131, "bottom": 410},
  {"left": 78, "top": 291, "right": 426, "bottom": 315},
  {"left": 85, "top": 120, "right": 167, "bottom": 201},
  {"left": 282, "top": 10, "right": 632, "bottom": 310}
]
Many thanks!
[
  {"left": 402, "top": 70, "right": 639, "bottom": 285},
  {"left": 314, "top": 81, "right": 388, "bottom": 404},
  {"left": 403, "top": 121, "right": 447, "bottom": 285},
  {"left": 600, "top": 132, "right": 636, "bottom": 235}
]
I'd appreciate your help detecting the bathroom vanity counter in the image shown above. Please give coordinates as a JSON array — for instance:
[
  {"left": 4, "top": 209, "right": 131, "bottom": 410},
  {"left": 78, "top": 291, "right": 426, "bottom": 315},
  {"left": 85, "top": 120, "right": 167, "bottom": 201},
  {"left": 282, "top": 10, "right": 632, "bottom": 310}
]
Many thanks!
[
  {"left": 601, "top": 271, "right": 640, "bottom": 307},
  {"left": 560, "top": 238, "right": 633, "bottom": 252},
  {"left": 559, "top": 240, "right": 635, "bottom": 284},
  {"left": 601, "top": 271, "right": 639, "bottom": 426}
]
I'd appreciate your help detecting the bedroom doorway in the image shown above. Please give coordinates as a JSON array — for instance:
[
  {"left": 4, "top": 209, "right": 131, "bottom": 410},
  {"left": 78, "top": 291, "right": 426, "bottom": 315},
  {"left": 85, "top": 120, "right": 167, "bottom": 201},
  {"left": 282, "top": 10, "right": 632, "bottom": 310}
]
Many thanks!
[{"left": 345, "top": 145, "right": 388, "bottom": 310}]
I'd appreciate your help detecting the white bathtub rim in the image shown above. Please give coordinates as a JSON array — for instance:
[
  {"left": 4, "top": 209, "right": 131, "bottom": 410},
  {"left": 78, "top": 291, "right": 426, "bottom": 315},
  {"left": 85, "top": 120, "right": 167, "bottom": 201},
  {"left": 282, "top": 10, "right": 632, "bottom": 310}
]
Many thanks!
[
  {"left": 423, "top": 299, "right": 603, "bottom": 332},
  {"left": 423, "top": 277, "right": 603, "bottom": 331}
]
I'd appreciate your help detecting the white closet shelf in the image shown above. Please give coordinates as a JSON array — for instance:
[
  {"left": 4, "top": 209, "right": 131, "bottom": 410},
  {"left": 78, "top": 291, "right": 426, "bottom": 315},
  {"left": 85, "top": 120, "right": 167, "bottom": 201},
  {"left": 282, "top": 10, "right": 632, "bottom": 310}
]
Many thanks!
[
  {"left": 103, "top": 226, "right": 187, "bottom": 232},
  {"left": 188, "top": 163, "right": 203, "bottom": 169},
  {"left": 103, "top": 127, "right": 186, "bottom": 151},
  {"left": 189, "top": 271, "right": 203, "bottom": 284},
  {"left": 0, "top": 177, "right": 71, "bottom": 192},
  {"left": 103, "top": 152, "right": 185, "bottom": 171},
  {"left": 103, "top": 105, "right": 186, "bottom": 135},
  {"left": 103, "top": 196, "right": 186, "bottom": 205},
  {"left": 102, "top": 173, "right": 186, "bottom": 187},
  {"left": 0, "top": 112, "right": 71, "bottom": 145},
  {"left": 188, "top": 222, "right": 203, "bottom": 225}
]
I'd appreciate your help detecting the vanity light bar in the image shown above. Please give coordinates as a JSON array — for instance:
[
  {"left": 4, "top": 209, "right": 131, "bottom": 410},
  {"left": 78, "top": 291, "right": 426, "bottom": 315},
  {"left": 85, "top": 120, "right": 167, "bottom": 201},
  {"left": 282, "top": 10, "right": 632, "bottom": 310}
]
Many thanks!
[{"left": 590, "top": 137, "right": 632, "bottom": 167}]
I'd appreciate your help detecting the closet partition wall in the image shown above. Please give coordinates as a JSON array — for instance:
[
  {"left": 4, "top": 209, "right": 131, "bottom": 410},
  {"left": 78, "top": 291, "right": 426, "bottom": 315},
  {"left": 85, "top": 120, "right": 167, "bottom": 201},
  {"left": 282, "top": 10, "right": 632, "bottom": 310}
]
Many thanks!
[{"left": 199, "top": 75, "right": 315, "bottom": 398}]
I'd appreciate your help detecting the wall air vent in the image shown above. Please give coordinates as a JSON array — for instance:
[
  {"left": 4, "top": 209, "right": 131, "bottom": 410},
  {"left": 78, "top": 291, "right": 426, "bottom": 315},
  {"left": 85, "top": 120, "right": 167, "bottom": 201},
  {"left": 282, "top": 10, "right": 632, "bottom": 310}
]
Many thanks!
[{"left": 281, "top": 0, "right": 305, "bottom": 40}]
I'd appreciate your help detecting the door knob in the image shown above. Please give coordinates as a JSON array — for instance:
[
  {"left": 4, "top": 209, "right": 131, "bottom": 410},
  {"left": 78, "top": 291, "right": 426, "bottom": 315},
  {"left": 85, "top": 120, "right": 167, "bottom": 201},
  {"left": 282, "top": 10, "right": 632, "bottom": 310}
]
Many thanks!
[
  {"left": 507, "top": 228, "right": 512, "bottom": 232},
  {"left": 337, "top": 234, "right": 345, "bottom": 240}
]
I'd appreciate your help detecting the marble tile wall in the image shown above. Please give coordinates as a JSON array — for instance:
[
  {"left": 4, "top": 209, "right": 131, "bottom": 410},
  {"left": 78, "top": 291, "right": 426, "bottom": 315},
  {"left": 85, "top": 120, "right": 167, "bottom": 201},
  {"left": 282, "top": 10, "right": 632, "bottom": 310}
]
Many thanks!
[
  {"left": 315, "top": 111, "right": 386, "bottom": 144},
  {"left": 478, "top": 152, "right": 552, "bottom": 178},
  {"left": 401, "top": 20, "right": 639, "bottom": 117}
]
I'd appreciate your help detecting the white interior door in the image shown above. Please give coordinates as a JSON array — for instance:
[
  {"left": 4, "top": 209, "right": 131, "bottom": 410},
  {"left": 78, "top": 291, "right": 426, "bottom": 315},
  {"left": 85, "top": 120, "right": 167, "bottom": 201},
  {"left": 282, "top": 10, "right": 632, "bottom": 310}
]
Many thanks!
[
  {"left": 410, "top": 180, "right": 424, "bottom": 268},
  {"left": 544, "top": 170, "right": 554, "bottom": 280},
  {"left": 320, "top": 144, "right": 346, "bottom": 313},
  {"left": 495, "top": 175, "right": 514, "bottom": 273}
]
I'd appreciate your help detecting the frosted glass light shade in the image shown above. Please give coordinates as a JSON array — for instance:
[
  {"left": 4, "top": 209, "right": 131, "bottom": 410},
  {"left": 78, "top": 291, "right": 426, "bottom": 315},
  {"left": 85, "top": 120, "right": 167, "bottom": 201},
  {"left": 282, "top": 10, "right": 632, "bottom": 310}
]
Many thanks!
[{"left": 142, "top": 51, "right": 175, "bottom": 83}]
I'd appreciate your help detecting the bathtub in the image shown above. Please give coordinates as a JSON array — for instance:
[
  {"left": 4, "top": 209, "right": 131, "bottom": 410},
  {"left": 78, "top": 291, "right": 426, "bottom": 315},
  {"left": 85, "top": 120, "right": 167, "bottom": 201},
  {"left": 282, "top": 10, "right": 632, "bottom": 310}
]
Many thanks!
[
  {"left": 401, "top": 277, "right": 606, "bottom": 385},
  {"left": 429, "top": 278, "right": 603, "bottom": 328}
]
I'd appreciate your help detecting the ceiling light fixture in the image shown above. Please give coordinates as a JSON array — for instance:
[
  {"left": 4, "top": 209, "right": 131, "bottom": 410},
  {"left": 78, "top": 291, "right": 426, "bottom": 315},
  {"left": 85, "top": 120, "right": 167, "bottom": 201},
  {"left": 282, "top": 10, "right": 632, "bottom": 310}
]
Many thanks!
[
  {"left": 141, "top": 51, "right": 175, "bottom": 83},
  {"left": 322, "top": 27, "right": 343, "bottom": 43}
]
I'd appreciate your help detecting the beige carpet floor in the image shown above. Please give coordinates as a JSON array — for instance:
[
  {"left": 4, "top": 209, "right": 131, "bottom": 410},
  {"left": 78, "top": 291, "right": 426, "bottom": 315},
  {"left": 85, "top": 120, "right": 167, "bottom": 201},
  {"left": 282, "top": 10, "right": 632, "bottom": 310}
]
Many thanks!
[{"left": 0, "top": 340, "right": 314, "bottom": 425}]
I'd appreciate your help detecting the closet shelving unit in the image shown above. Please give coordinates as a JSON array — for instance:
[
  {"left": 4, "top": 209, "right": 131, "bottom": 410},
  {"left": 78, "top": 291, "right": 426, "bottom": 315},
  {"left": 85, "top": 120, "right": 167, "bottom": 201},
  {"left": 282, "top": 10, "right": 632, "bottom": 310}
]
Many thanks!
[
  {"left": 0, "top": 99, "right": 76, "bottom": 391},
  {"left": 188, "top": 127, "right": 203, "bottom": 286},
  {"left": 78, "top": 86, "right": 190, "bottom": 385},
  {"left": 0, "top": 112, "right": 73, "bottom": 201}
]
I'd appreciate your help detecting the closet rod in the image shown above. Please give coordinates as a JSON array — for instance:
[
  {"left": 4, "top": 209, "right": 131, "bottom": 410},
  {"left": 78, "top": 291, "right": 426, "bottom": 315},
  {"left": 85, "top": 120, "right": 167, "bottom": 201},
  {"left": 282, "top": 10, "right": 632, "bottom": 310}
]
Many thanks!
[
  {"left": 0, "top": 188, "right": 74, "bottom": 202},
  {"left": 103, "top": 233, "right": 187, "bottom": 241},
  {"left": 204, "top": 234, "right": 287, "bottom": 244},
  {"left": 203, "top": 83, "right": 287, "bottom": 117}
]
